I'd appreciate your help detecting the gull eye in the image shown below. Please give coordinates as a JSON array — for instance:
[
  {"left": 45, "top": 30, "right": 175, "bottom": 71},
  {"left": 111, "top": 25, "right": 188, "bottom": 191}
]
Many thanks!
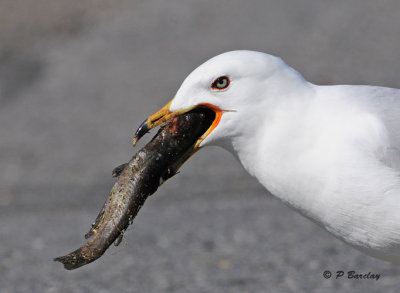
[{"left": 211, "top": 76, "right": 230, "bottom": 90}]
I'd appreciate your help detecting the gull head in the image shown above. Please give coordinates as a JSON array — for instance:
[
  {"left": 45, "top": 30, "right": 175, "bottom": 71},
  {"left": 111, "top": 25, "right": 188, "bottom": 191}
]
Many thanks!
[{"left": 133, "top": 50, "right": 308, "bottom": 153}]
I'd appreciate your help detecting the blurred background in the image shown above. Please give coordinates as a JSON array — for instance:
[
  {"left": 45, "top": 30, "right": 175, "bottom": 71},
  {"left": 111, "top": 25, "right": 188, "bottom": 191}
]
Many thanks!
[{"left": 1, "top": 0, "right": 400, "bottom": 292}]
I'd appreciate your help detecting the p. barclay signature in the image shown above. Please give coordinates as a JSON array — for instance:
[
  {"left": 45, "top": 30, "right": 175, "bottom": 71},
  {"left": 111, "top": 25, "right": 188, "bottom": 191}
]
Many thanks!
[{"left": 323, "top": 270, "right": 380, "bottom": 280}]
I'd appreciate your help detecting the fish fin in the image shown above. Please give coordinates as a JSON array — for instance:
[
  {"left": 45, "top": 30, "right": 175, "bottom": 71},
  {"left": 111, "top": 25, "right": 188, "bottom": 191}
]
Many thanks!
[
  {"left": 112, "top": 163, "right": 128, "bottom": 177},
  {"left": 114, "top": 232, "right": 124, "bottom": 247},
  {"left": 84, "top": 229, "right": 94, "bottom": 239}
]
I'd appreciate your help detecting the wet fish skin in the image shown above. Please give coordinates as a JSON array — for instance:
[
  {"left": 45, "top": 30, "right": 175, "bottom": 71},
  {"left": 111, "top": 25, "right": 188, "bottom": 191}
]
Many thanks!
[
  {"left": 54, "top": 109, "right": 215, "bottom": 270},
  {"left": 84, "top": 162, "right": 130, "bottom": 240}
]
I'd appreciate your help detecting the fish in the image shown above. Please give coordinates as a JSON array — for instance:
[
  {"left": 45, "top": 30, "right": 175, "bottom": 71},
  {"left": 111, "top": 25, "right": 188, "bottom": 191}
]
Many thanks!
[{"left": 54, "top": 108, "right": 215, "bottom": 270}]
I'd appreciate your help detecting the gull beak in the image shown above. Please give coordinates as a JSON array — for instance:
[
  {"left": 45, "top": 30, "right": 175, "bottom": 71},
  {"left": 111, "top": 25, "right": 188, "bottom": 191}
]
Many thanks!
[{"left": 132, "top": 100, "right": 223, "bottom": 149}]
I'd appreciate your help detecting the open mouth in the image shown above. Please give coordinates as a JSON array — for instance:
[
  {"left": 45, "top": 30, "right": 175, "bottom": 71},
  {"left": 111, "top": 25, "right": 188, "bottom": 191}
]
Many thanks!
[
  {"left": 133, "top": 103, "right": 222, "bottom": 149},
  {"left": 185, "top": 105, "right": 218, "bottom": 147},
  {"left": 191, "top": 104, "right": 222, "bottom": 148}
]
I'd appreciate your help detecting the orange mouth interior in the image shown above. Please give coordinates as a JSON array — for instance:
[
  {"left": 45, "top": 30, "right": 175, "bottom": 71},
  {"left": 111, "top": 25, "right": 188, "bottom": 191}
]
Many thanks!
[{"left": 195, "top": 103, "right": 223, "bottom": 146}]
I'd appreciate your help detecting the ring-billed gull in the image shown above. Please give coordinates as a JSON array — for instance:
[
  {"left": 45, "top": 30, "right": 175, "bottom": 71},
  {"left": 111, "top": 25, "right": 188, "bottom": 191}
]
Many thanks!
[{"left": 134, "top": 50, "right": 400, "bottom": 263}]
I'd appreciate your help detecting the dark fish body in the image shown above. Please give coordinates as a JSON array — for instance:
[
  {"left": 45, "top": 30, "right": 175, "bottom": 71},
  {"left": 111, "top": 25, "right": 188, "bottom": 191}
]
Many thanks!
[{"left": 54, "top": 108, "right": 215, "bottom": 270}]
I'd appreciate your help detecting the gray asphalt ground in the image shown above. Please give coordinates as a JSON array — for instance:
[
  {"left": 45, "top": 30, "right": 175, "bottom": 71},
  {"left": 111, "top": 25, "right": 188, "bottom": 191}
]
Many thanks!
[{"left": 1, "top": 1, "right": 400, "bottom": 292}]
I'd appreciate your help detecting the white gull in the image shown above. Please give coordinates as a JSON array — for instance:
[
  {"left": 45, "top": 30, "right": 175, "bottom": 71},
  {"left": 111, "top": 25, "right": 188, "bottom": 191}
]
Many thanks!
[{"left": 137, "top": 50, "right": 400, "bottom": 263}]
